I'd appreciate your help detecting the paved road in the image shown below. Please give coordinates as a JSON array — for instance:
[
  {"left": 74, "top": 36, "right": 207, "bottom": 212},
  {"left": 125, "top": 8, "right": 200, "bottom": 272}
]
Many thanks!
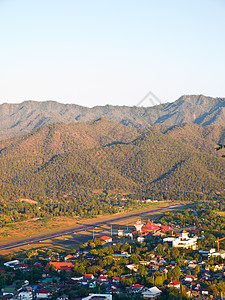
[{"left": 0, "top": 204, "right": 184, "bottom": 250}]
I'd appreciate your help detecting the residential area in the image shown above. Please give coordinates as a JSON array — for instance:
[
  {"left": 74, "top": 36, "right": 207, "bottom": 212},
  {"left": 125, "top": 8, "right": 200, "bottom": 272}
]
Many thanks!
[{"left": 0, "top": 213, "right": 225, "bottom": 300}]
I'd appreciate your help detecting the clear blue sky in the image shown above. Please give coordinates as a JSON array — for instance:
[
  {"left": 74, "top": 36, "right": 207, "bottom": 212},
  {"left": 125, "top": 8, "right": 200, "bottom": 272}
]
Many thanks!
[{"left": 0, "top": 0, "right": 225, "bottom": 107}]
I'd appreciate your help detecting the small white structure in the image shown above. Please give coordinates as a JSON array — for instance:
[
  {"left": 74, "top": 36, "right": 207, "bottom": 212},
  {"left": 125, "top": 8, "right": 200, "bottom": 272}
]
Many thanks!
[
  {"left": 137, "top": 236, "right": 145, "bottom": 243},
  {"left": 126, "top": 264, "right": 138, "bottom": 272},
  {"left": 163, "top": 230, "right": 198, "bottom": 249},
  {"left": 209, "top": 250, "right": 225, "bottom": 259},
  {"left": 4, "top": 260, "right": 20, "bottom": 268},
  {"left": 118, "top": 230, "right": 123, "bottom": 237},
  {"left": 82, "top": 294, "right": 112, "bottom": 300},
  {"left": 36, "top": 289, "right": 52, "bottom": 299},
  {"left": 142, "top": 286, "right": 162, "bottom": 299},
  {"left": 18, "top": 291, "right": 33, "bottom": 300},
  {"left": 134, "top": 220, "right": 144, "bottom": 232},
  {"left": 199, "top": 248, "right": 216, "bottom": 257},
  {"left": 184, "top": 275, "right": 196, "bottom": 282}
]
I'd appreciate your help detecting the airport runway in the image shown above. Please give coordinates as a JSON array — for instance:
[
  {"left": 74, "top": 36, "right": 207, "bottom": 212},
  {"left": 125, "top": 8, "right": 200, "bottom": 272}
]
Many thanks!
[{"left": 0, "top": 204, "right": 184, "bottom": 250}]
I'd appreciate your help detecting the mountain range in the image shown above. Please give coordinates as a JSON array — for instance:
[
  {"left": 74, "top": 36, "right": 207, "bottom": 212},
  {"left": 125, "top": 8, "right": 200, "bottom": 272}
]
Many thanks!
[
  {"left": 1, "top": 94, "right": 225, "bottom": 140},
  {"left": 0, "top": 94, "right": 225, "bottom": 206}
]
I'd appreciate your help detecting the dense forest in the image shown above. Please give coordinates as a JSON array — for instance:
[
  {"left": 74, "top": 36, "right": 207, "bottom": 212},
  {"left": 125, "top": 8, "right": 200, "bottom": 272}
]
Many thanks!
[{"left": 0, "top": 119, "right": 225, "bottom": 222}]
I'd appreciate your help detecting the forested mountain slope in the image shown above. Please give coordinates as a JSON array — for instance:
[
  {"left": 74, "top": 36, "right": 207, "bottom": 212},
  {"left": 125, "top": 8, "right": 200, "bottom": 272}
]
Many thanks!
[
  {"left": 1, "top": 94, "right": 225, "bottom": 139},
  {"left": 0, "top": 118, "right": 138, "bottom": 158},
  {"left": 0, "top": 122, "right": 224, "bottom": 203},
  {"left": 156, "top": 123, "right": 225, "bottom": 156}
]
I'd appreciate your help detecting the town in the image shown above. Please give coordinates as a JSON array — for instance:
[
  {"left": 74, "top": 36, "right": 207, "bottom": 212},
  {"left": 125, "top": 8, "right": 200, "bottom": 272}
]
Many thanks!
[{"left": 0, "top": 209, "right": 225, "bottom": 300}]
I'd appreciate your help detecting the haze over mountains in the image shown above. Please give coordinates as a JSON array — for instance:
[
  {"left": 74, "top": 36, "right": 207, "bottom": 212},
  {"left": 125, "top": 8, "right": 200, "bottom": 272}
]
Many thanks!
[{"left": 1, "top": 94, "right": 225, "bottom": 140}]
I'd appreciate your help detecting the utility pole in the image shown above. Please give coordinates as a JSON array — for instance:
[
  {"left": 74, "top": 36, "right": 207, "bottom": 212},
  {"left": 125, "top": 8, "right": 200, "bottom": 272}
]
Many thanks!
[
  {"left": 93, "top": 228, "right": 95, "bottom": 240},
  {"left": 111, "top": 224, "right": 113, "bottom": 237},
  {"left": 180, "top": 281, "right": 182, "bottom": 300}
]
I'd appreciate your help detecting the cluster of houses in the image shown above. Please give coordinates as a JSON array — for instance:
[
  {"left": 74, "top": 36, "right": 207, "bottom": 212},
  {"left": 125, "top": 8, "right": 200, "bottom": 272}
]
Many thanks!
[{"left": 0, "top": 219, "right": 225, "bottom": 299}]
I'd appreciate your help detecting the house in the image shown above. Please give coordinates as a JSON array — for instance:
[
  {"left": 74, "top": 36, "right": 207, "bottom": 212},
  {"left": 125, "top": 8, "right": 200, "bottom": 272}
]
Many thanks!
[
  {"left": 126, "top": 264, "right": 138, "bottom": 272},
  {"left": 118, "top": 230, "right": 123, "bottom": 237},
  {"left": 0, "top": 294, "right": 14, "bottom": 300},
  {"left": 3, "top": 260, "right": 20, "bottom": 268},
  {"left": 184, "top": 275, "right": 196, "bottom": 282},
  {"left": 45, "top": 261, "right": 73, "bottom": 271},
  {"left": 188, "top": 263, "right": 198, "bottom": 270},
  {"left": 112, "top": 276, "right": 121, "bottom": 283},
  {"left": 99, "top": 275, "right": 108, "bottom": 282},
  {"left": 210, "top": 250, "right": 225, "bottom": 259},
  {"left": 213, "top": 264, "right": 224, "bottom": 271},
  {"left": 36, "top": 289, "right": 52, "bottom": 299},
  {"left": 17, "top": 291, "right": 33, "bottom": 300},
  {"left": 57, "top": 294, "right": 69, "bottom": 300},
  {"left": 131, "top": 283, "right": 144, "bottom": 293},
  {"left": 64, "top": 254, "right": 74, "bottom": 261},
  {"left": 2, "top": 287, "right": 17, "bottom": 296},
  {"left": 83, "top": 274, "right": 94, "bottom": 280},
  {"left": 168, "top": 280, "right": 180, "bottom": 289},
  {"left": 199, "top": 248, "right": 216, "bottom": 257},
  {"left": 100, "top": 236, "right": 112, "bottom": 243},
  {"left": 137, "top": 236, "right": 145, "bottom": 243},
  {"left": 82, "top": 294, "right": 112, "bottom": 300},
  {"left": 142, "top": 286, "right": 162, "bottom": 299},
  {"left": 16, "top": 263, "right": 29, "bottom": 270}
]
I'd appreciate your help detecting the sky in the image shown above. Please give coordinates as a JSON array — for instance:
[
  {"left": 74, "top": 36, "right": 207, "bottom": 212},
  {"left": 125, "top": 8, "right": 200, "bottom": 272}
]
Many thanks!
[{"left": 0, "top": 0, "right": 225, "bottom": 107}]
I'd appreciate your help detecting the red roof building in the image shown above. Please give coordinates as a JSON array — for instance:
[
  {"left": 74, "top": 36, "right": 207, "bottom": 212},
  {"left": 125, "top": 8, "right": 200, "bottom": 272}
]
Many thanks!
[
  {"left": 36, "top": 289, "right": 52, "bottom": 299},
  {"left": 133, "top": 220, "right": 173, "bottom": 236},
  {"left": 83, "top": 274, "right": 94, "bottom": 279},
  {"left": 168, "top": 280, "right": 180, "bottom": 289},
  {"left": 46, "top": 261, "right": 73, "bottom": 271},
  {"left": 99, "top": 275, "right": 108, "bottom": 281},
  {"left": 100, "top": 236, "right": 112, "bottom": 243},
  {"left": 142, "top": 220, "right": 161, "bottom": 232}
]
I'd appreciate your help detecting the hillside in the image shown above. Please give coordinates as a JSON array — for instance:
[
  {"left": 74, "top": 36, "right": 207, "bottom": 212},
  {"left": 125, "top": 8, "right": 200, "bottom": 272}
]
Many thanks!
[
  {"left": 0, "top": 118, "right": 138, "bottom": 158},
  {"left": 0, "top": 122, "right": 224, "bottom": 205},
  {"left": 1, "top": 95, "right": 225, "bottom": 139},
  {"left": 156, "top": 123, "right": 225, "bottom": 157}
]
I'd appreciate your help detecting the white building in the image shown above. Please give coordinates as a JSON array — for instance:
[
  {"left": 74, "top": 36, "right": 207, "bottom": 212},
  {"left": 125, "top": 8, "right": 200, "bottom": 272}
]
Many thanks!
[
  {"left": 36, "top": 289, "right": 52, "bottom": 299},
  {"left": 4, "top": 260, "right": 20, "bottom": 268},
  {"left": 118, "top": 229, "right": 123, "bottom": 237},
  {"left": 210, "top": 250, "right": 225, "bottom": 259},
  {"left": 163, "top": 230, "right": 198, "bottom": 250},
  {"left": 134, "top": 220, "right": 144, "bottom": 232},
  {"left": 137, "top": 236, "right": 145, "bottom": 243},
  {"left": 82, "top": 294, "right": 112, "bottom": 300},
  {"left": 142, "top": 286, "right": 162, "bottom": 299},
  {"left": 18, "top": 291, "right": 33, "bottom": 300},
  {"left": 199, "top": 248, "right": 216, "bottom": 257}
]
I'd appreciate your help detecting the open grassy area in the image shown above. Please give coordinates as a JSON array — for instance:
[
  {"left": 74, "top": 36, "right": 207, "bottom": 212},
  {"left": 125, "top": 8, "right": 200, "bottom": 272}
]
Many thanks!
[
  {"left": 0, "top": 200, "right": 189, "bottom": 255},
  {"left": 216, "top": 211, "right": 225, "bottom": 217}
]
